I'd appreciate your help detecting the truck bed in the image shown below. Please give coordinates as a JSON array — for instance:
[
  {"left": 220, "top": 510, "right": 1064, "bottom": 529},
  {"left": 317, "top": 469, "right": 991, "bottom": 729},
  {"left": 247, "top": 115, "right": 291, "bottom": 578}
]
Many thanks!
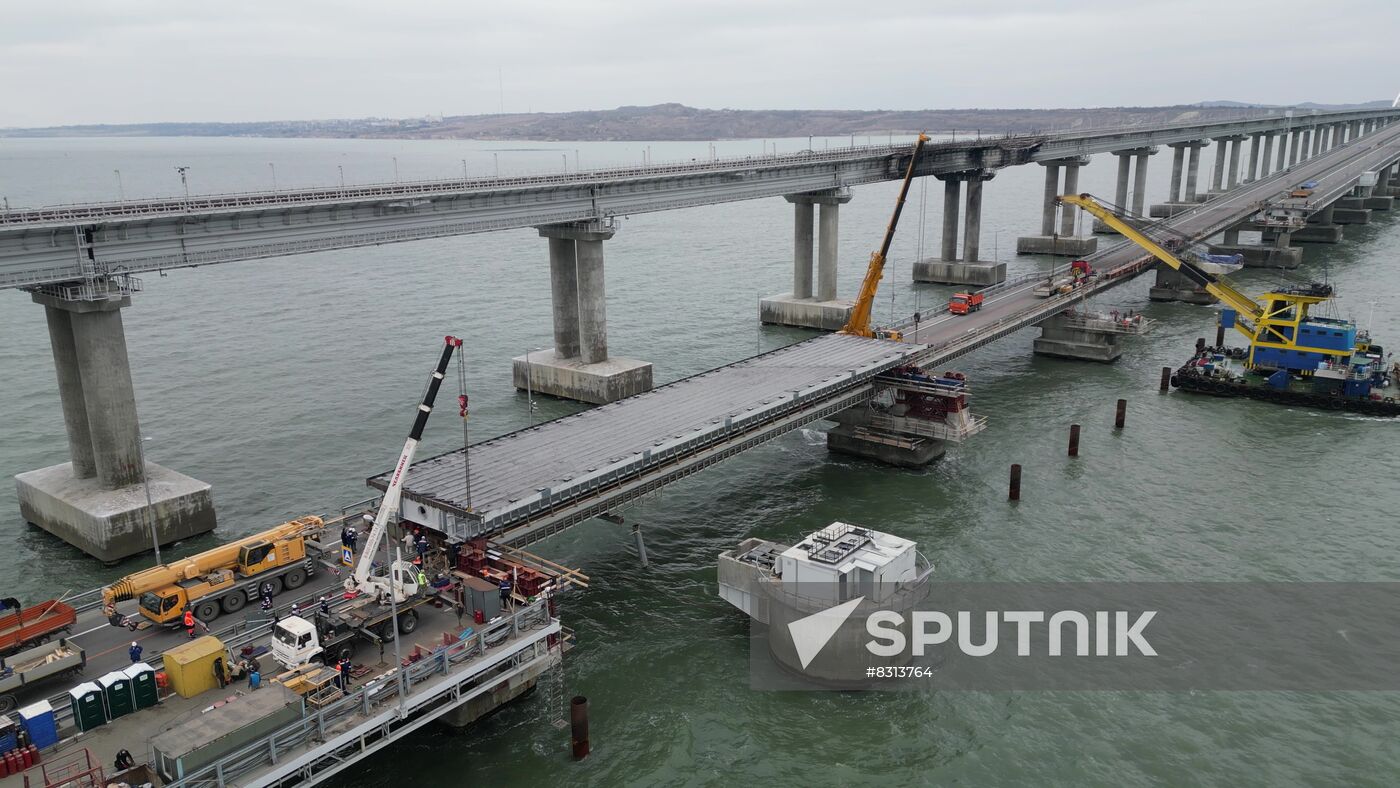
[{"left": 0, "top": 601, "right": 76, "bottom": 653}]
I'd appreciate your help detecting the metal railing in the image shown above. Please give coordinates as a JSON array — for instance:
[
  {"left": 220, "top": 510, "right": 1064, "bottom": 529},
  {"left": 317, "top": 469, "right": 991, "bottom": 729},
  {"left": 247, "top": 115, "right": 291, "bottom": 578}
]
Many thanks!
[{"left": 164, "top": 599, "right": 556, "bottom": 787}]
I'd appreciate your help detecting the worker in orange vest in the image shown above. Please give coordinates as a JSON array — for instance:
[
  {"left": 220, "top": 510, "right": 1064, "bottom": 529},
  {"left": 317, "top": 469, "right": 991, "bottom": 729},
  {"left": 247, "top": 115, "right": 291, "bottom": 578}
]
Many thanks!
[{"left": 183, "top": 607, "right": 196, "bottom": 639}]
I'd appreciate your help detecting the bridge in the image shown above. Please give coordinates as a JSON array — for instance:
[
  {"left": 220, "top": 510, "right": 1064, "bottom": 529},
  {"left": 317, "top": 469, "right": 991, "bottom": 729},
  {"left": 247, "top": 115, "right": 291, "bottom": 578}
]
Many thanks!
[
  {"left": 371, "top": 123, "right": 1400, "bottom": 548},
  {"left": 8, "top": 108, "right": 1400, "bottom": 561}
]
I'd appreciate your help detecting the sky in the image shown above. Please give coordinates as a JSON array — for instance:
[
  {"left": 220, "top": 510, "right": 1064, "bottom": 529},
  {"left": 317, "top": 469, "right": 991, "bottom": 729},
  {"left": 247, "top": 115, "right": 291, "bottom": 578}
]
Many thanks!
[{"left": 2, "top": 0, "right": 1396, "bottom": 127}]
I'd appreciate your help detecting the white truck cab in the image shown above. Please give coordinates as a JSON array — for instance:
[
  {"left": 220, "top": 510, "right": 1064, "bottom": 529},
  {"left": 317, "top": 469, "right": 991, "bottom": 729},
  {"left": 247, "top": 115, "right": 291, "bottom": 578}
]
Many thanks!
[{"left": 270, "top": 616, "right": 321, "bottom": 670}]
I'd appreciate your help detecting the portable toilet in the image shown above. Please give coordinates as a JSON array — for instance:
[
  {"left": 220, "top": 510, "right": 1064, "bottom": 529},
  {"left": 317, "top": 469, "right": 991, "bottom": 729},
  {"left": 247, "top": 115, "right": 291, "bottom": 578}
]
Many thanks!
[
  {"left": 124, "top": 662, "right": 159, "bottom": 709},
  {"left": 99, "top": 670, "right": 135, "bottom": 720},
  {"left": 0, "top": 714, "right": 17, "bottom": 754},
  {"left": 68, "top": 682, "right": 107, "bottom": 732},
  {"left": 16, "top": 701, "right": 57, "bottom": 750},
  {"left": 162, "top": 636, "right": 226, "bottom": 699}
]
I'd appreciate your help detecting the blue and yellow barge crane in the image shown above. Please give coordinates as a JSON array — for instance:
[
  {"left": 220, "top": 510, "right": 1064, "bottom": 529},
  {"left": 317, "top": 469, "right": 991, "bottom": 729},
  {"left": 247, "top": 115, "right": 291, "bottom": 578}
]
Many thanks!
[{"left": 1061, "top": 193, "right": 1398, "bottom": 416}]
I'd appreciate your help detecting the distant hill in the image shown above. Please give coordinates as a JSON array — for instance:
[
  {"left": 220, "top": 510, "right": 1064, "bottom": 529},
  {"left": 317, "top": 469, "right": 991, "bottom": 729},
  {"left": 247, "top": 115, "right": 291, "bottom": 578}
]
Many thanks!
[
  {"left": 1, "top": 101, "right": 1389, "bottom": 141},
  {"left": 1196, "top": 99, "right": 1391, "bottom": 110}
]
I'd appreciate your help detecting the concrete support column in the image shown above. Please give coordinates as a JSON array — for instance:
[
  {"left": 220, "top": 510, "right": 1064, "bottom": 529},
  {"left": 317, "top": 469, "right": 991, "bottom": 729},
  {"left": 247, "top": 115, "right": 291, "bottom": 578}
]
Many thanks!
[
  {"left": 42, "top": 306, "right": 97, "bottom": 479},
  {"left": 1132, "top": 151, "right": 1152, "bottom": 214},
  {"left": 1018, "top": 157, "right": 1094, "bottom": 256},
  {"left": 1114, "top": 153, "right": 1132, "bottom": 207},
  {"left": 761, "top": 189, "right": 854, "bottom": 330},
  {"left": 68, "top": 308, "right": 144, "bottom": 488},
  {"left": 575, "top": 238, "right": 609, "bottom": 364},
  {"left": 918, "top": 171, "right": 1005, "bottom": 284},
  {"left": 546, "top": 236, "right": 581, "bottom": 359},
  {"left": 963, "top": 176, "right": 985, "bottom": 262},
  {"left": 1260, "top": 133, "right": 1275, "bottom": 178},
  {"left": 817, "top": 201, "right": 841, "bottom": 302},
  {"left": 1227, "top": 138, "right": 1243, "bottom": 189},
  {"left": 1289, "top": 130, "right": 1302, "bottom": 166},
  {"left": 791, "top": 200, "right": 814, "bottom": 299},
  {"left": 1039, "top": 164, "right": 1060, "bottom": 235},
  {"left": 1275, "top": 132, "right": 1288, "bottom": 172},
  {"left": 1210, "top": 139, "right": 1228, "bottom": 193},
  {"left": 1247, "top": 134, "right": 1263, "bottom": 182},
  {"left": 1168, "top": 144, "right": 1186, "bottom": 202},
  {"left": 1184, "top": 143, "right": 1203, "bottom": 201},
  {"left": 1312, "top": 127, "right": 1325, "bottom": 157},
  {"left": 941, "top": 177, "right": 962, "bottom": 260},
  {"left": 1058, "top": 164, "right": 1080, "bottom": 235}
]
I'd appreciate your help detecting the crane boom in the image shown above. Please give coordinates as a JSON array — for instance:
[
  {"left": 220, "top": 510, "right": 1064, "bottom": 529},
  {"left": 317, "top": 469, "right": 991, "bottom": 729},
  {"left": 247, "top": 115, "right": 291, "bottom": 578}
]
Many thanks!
[
  {"left": 1058, "top": 193, "right": 1265, "bottom": 328},
  {"left": 840, "top": 132, "right": 930, "bottom": 338},
  {"left": 351, "top": 335, "right": 463, "bottom": 593}
]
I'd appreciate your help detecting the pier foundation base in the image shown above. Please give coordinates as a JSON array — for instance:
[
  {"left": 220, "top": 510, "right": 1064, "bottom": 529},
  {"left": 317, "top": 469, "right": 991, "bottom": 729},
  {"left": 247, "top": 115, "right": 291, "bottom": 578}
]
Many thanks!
[
  {"left": 1363, "top": 196, "right": 1393, "bottom": 210},
  {"left": 1332, "top": 207, "right": 1371, "bottom": 224},
  {"left": 911, "top": 260, "right": 1007, "bottom": 286},
  {"left": 825, "top": 408, "right": 945, "bottom": 468},
  {"left": 1284, "top": 225, "right": 1344, "bottom": 243},
  {"left": 1015, "top": 235, "right": 1098, "bottom": 257},
  {"left": 1208, "top": 243, "right": 1303, "bottom": 269},
  {"left": 512, "top": 349, "right": 653, "bottom": 405},
  {"left": 1148, "top": 266, "right": 1216, "bottom": 305},
  {"left": 16, "top": 461, "right": 215, "bottom": 562},
  {"left": 439, "top": 650, "right": 559, "bottom": 728},
  {"left": 1032, "top": 313, "right": 1123, "bottom": 362},
  {"left": 758, "top": 294, "right": 853, "bottom": 331}
]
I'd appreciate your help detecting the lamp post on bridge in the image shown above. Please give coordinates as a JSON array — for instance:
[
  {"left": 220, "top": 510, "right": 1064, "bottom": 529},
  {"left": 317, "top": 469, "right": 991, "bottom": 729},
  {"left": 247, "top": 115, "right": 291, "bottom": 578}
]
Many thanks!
[
  {"left": 268, "top": 163, "right": 277, "bottom": 190},
  {"left": 338, "top": 165, "right": 345, "bottom": 188},
  {"left": 174, "top": 166, "right": 190, "bottom": 201},
  {"left": 114, "top": 170, "right": 124, "bottom": 202},
  {"left": 136, "top": 434, "right": 161, "bottom": 565}
]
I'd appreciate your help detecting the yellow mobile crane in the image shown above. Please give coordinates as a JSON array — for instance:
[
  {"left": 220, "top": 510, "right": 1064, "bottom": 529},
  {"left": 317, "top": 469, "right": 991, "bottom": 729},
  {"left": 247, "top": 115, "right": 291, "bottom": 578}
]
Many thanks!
[
  {"left": 102, "top": 515, "right": 325, "bottom": 626},
  {"left": 839, "top": 132, "right": 930, "bottom": 341}
]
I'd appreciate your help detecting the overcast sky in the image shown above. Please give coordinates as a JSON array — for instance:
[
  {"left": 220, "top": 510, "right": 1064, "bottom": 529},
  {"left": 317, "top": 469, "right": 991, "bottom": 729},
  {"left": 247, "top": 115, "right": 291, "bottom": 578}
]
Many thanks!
[{"left": 2, "top": 0, "right": 1395, "bottom": 127}]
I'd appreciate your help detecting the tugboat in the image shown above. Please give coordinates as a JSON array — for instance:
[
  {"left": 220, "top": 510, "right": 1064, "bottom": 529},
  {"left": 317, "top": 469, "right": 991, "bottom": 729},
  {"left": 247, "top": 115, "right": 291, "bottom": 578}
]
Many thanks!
[{"left": 1061, "top": 193, "right": 1400, "bottom": 417}]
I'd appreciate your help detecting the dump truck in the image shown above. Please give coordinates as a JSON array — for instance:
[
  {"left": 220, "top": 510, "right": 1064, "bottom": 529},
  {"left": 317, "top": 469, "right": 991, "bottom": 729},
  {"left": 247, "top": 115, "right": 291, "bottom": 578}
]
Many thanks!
[
  {"left": 102, "top": 516, "right": 325, "bottom": 627},
  {"left": 947, "top": 292, "right": 984, "bottom": 315},
  {"left": 0, "top": 638, "right": 85, "bottom": 714},
  {"left": 0, "top": 600, "right": 76, "bottom": 656}
]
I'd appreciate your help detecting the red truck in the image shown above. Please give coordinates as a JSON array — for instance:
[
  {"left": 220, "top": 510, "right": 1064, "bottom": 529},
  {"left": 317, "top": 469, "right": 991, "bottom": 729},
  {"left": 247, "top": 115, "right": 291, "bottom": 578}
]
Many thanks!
[
  {"left": 948, "top": 292, "right": 984, "bottom": 315},
  {"left": 0, "top": 600, "right": 77, "bottom": 656}
]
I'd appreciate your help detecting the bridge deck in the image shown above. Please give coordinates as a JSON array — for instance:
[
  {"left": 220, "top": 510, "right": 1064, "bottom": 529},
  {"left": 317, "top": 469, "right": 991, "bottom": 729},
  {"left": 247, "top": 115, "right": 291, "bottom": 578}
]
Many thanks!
[
  {"left": 378, "top": 334, "right": 922, "bottom": 534},
  {"left": 377, "top": 121, "right": 1400, "bottom": 546}
]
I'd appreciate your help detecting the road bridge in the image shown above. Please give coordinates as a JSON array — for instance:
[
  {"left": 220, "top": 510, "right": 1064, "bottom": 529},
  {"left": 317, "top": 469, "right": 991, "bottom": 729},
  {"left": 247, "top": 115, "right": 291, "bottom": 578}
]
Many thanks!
[
  {"left": 373, "top": 122, "right": 1400, "bottom": 548},
  {"left": 10, "top": 108, "right": 1400, "bottom": 562}
]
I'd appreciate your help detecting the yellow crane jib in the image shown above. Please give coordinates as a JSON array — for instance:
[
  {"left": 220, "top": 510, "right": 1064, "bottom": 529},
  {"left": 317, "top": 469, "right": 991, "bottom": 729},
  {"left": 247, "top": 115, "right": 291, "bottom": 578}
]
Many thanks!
[
  {"left": 840, "top": 132, "right": 931, "bottom": 340},
  {"left": 1060, "top": 193, "right": 1354, "bottom": 368}
]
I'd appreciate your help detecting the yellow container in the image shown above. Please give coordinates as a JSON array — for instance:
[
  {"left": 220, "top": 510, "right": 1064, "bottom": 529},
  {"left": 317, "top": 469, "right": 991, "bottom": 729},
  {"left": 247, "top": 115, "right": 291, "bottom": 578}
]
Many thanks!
[{"left": 160, "top": 636, "right": 227, "bottom": 699}]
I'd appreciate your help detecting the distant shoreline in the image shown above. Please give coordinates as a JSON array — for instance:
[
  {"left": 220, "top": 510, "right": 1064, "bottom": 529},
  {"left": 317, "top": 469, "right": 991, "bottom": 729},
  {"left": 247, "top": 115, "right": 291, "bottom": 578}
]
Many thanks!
[{"left": 3, "top": 101, "right": 1384, "bottom": 142}]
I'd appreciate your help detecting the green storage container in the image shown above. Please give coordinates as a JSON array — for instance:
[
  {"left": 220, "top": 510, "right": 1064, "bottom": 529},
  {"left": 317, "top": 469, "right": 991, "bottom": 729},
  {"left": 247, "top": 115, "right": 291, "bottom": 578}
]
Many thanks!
[
  {"left": 68, "top": 682, "right": 106, "bottom": 732},
  {"left": 99, "top": 671, "right": 135, "bottom": 720},
  {"left": 124, "top": 662, "right": 158, "bottom": 709}
]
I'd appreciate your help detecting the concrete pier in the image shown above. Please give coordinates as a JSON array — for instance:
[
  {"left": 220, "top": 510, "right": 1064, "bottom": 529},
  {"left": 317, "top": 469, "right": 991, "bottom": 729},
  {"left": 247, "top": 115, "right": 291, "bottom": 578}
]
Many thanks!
[
  {"left": 1151, "top": 141, "right": 1208, "bottom": 215},
  {"left": 1209, "top": 137, "right": 1230, "bottom": 194},
  {"left": 761, "top": 189, "right": 854, "bottom": 330},
  {"left": 825, "top": 407, "right": 946, "bottom": 468},
  {"left": 518, "top": 222, "right": 653, "bottom": 404},
  {"left": 1149, "top": 265, "right": 1215, "bottom": 305},
  {"left": 1094, "top": 147, "right": 1155, "bottom": 233},
  {"left": 1032, "top": 312, "right": 1123, "bottom": 362},
  {"left": 1259, "top": 133, "right": 1275, "bottom": 179},
  {"left": 1018, "top": 156, "right": 1096, "bottom": 256},
  {"left": 17, "top": 286, "right": 215, "bottom": 562},
  {"left": 1246, "top": 133, "right": 1263, "bottom": 183},
  {"left": 915, "top": 170, "right": 1006, "bottom": 285},
  {"left": 1209, "top": 228, "right": 1303, "bottom": 269},
  {"left": 1227, "top": 136, "right": 1244, "bottom": 188}
]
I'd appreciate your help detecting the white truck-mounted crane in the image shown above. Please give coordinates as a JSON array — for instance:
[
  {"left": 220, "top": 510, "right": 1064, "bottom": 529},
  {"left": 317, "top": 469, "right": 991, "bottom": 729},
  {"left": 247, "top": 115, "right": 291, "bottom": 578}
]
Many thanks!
[{"left": 348, "top": 334, "right": 462, "bottom": 603}]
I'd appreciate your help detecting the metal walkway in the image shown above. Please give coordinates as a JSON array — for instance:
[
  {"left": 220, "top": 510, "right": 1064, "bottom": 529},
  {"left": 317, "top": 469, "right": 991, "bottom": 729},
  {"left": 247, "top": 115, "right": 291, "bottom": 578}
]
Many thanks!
[{"left": 377, "top": 122, "right": 1400, "bottom": 548}]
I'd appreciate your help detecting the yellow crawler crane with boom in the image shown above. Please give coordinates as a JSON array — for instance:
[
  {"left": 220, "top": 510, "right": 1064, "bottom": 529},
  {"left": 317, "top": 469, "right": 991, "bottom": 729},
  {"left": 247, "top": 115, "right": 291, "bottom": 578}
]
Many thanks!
[
  {"left": 839, "top": 132, "right": 930, "bottom": 341},
  {"left": 102, "top": 515, "right": 325, "bottom": 626}
]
